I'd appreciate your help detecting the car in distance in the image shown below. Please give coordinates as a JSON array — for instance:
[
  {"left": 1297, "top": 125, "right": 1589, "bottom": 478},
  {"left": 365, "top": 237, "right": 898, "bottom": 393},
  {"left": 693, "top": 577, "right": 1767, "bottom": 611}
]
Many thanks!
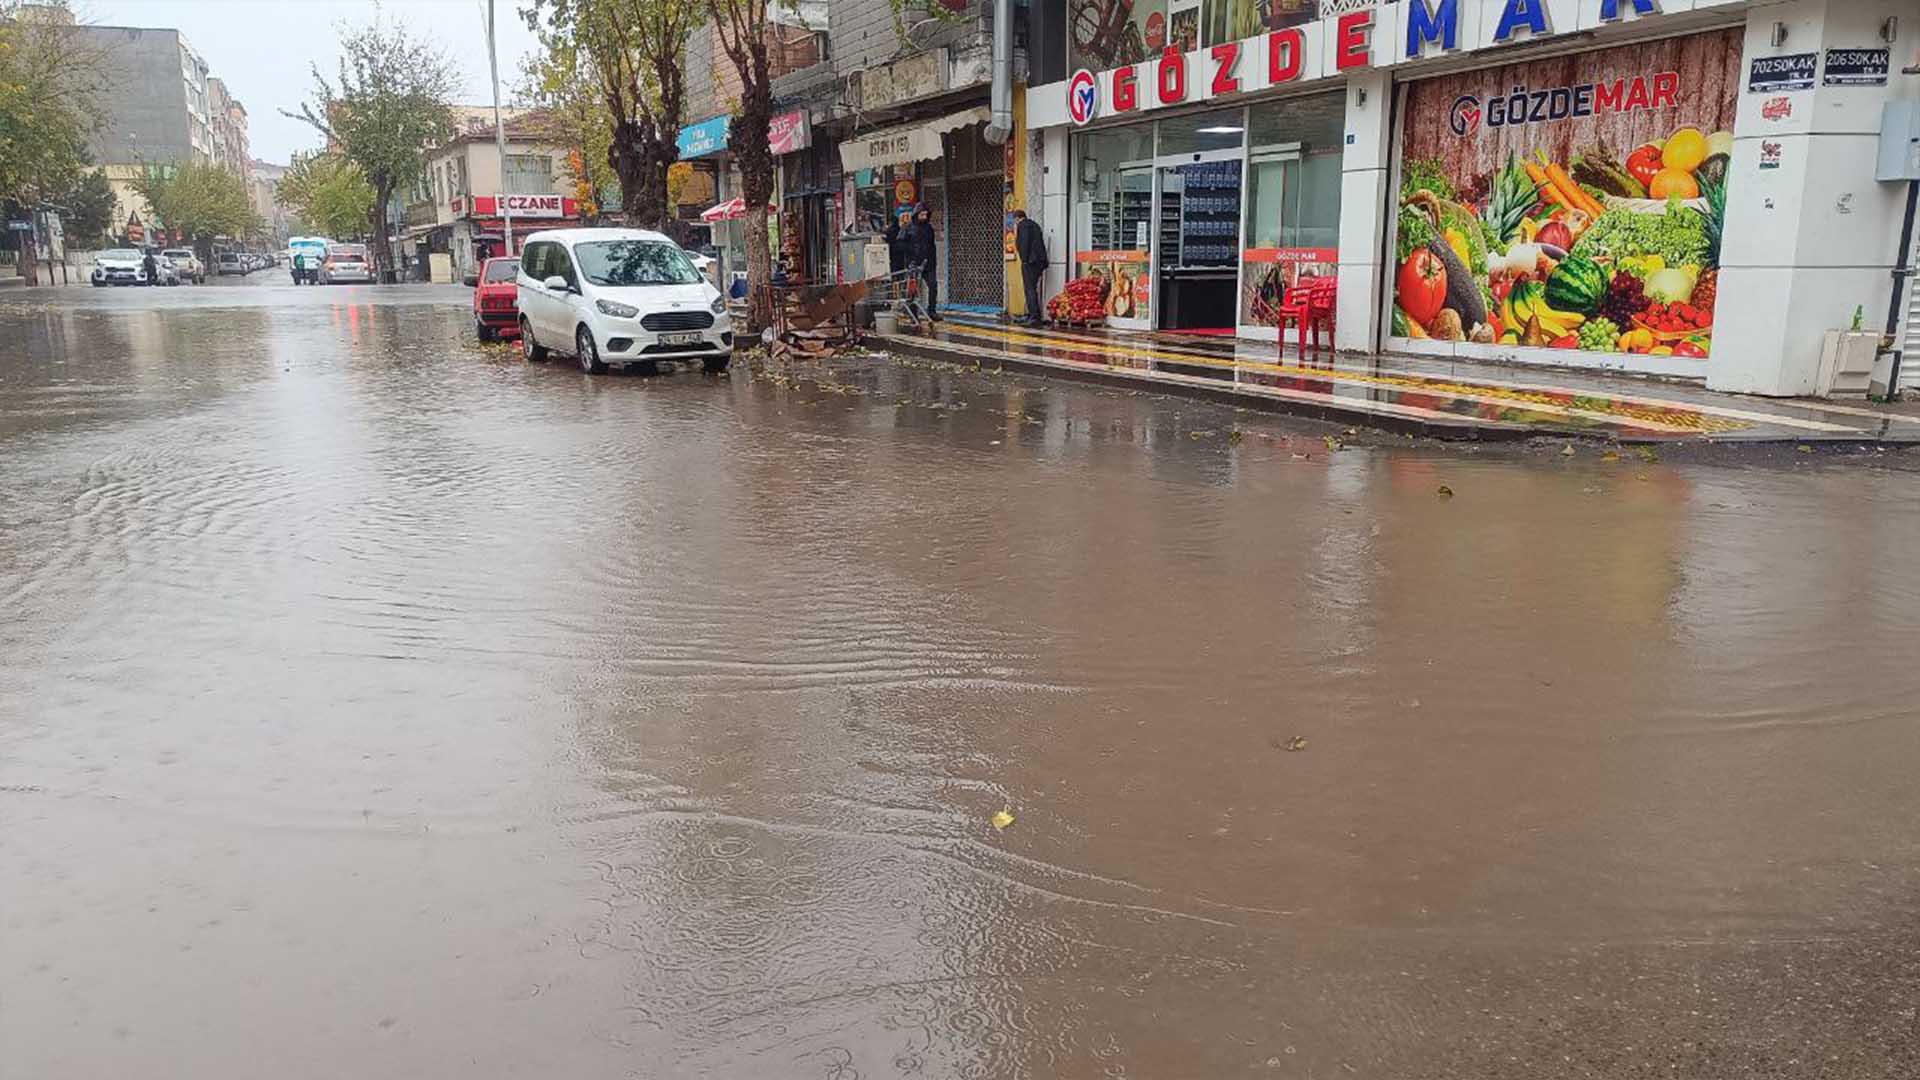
[
  {"left": 153, "top": 255, "right": 181, "bottom": 286},
  {"left": 515, "top": 228, "right": 732, "bottom": 375},
  {"left": 216, "top": 251, "right": 244, "bottom": 276},
  {"left": 161, "top": 248, "right": 205, "bottom": 284},
  {"left": 91, "top": 248, "right": 149, "bottom": 286},
  {"left": 320, "top": 243, "right": 374, "bottom": 285},
  {"left": 471, "top": 256, "right": 521, "bottom": 342}
]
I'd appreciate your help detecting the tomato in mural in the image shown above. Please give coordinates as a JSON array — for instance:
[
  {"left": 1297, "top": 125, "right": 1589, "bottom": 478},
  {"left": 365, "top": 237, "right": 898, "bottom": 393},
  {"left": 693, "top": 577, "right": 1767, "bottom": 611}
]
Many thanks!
[{"left": 1391, "top": 28, "right": 1740, "bottom": 363}]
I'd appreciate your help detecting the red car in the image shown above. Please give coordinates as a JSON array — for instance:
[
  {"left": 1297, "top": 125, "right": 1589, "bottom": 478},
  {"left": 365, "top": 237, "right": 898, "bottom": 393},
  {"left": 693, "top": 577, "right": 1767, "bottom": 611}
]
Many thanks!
[{"left": 472, "top": 256, "right": 521, "bottom": 341}]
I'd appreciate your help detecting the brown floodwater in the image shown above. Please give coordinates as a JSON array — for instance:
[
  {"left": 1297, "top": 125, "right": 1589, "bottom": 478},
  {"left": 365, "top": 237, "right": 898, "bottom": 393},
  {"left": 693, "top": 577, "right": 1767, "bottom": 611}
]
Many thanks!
[{"left": 5, "top": 282, "right": 1920, "bottom": 1078}]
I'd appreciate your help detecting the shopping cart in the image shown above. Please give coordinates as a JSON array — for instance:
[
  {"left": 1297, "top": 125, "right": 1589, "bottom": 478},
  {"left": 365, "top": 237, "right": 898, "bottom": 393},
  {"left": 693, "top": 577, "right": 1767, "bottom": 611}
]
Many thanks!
[{"left": 868, "top": 268, "right": 931, "bottom": 330}]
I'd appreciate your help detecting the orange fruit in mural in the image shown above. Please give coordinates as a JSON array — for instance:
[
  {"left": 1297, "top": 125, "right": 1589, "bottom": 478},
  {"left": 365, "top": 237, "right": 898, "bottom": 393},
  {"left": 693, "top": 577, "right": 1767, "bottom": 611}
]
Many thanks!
[{"left": 1648, "top": 167, "right": 1700, "bottom": 200}]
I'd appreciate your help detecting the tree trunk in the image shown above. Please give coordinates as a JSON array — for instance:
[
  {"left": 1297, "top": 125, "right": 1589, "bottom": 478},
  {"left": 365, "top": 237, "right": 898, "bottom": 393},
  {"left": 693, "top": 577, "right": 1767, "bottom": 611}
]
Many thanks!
[
  {"left": 610, "top": 119, "right": 677, "bottom": 230},
  {"left": 368, "top": 181, "right": 392, "bottom": 282},
  {"left": 733, "top": 46, "right": 776, "bottom": 332}
]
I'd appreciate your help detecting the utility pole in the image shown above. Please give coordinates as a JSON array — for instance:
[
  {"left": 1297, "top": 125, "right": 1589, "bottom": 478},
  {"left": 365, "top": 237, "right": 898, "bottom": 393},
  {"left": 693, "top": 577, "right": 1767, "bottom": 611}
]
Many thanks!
[{"left": 486, "top": 0, "right": 513, "bottom": 258}]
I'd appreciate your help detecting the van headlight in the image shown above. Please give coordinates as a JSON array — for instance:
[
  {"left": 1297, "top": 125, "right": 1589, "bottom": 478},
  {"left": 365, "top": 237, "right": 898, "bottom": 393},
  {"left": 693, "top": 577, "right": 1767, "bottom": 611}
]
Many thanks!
[
  {"left": 594, "top": 299, "right": 639, "bottom": 318},
  {"left": 709, "top": 295, "right": 726, "bottom": 315}
]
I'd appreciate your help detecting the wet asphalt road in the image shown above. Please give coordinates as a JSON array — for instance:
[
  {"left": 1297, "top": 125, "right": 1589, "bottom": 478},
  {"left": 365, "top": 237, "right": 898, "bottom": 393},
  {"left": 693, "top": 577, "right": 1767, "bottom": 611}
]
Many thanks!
[{"left": 5, "top": 276, "right": 1920, "bottom": 1078}]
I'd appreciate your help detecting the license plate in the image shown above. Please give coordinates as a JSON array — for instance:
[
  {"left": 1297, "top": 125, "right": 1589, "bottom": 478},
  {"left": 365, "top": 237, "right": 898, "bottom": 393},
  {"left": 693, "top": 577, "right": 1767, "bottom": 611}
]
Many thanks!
[{"left": 659, "top": 332, "right": 703, "bottom": 345}]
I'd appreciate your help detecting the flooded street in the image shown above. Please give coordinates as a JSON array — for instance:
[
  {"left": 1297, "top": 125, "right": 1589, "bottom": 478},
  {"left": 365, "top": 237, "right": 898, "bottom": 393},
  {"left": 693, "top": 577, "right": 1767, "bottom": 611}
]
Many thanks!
[{"left": 6, "top": 280, "right": 1920, "bottom": 1078}]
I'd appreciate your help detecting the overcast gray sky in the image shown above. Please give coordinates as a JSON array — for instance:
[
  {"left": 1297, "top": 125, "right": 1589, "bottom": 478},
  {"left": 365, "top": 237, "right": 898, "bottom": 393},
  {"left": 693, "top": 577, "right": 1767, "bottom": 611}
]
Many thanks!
[{"left": 80, "top": 0, "right": 543, "bottom": 164}]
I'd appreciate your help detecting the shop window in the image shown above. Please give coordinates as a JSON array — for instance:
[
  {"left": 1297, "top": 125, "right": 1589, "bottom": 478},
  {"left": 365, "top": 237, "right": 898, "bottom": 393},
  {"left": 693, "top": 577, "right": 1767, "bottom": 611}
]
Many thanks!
[
  {"left": 1156, "top": 108, "right": 1243, "bottom": 158},
  {"left": 1241, "top": 92, "right": 1343, "bottom": 329},
  {"left": 1071, "top": 125, "right": 1155, "bottom": 324}
]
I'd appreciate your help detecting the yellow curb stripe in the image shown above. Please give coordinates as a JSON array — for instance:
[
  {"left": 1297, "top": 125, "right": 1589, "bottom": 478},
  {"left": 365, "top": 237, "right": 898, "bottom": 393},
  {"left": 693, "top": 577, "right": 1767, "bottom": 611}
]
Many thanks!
[{"left": 934, "top": 324, "right": 1739, "bottom": 435}]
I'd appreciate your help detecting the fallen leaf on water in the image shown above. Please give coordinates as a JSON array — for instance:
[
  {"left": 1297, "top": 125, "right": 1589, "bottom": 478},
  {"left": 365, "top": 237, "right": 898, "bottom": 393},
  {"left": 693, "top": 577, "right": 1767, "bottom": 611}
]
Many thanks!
[
  {"left": 1283, "top": 736, "right": 1308, "bottom": 752},
  {"left": 990, "top": 809, "right": 1016, "bottom": 831},
  {"left": 1636, "top": 446, "right": 1660, "bottom": 463},
  {"left": 1189, "top": 430, "right": 1215, "bottom": 439},
  {"left": 1560, "top": 443, "right": 1576, "bottom": 457},
  {"left": 1796, "top": 444, "right": 1814, "bottom": 454},
  {"left": 1600, "top": 451, "right": 1621, "bottom": 462},
  {"left": 1228, "top": 429, "right": 1244, "bottom": 444},
  {"left": 1437, "top": 484, "right": 1454, "bottom": 499},
  {"left": 1323, "top": 435, "right": 1343, "bottom": 451}
]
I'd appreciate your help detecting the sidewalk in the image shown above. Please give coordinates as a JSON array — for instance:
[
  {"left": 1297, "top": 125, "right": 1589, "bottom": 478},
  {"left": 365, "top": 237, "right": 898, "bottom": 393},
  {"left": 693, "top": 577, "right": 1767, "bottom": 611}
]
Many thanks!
[{"left": 871, "top": 316, "right": 1920, "bottom": 444}]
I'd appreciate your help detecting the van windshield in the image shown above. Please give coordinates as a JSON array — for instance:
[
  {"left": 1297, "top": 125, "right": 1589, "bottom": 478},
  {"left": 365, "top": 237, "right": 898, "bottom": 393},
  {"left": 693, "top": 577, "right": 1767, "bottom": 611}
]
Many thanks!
[{"left": 574, "top": 241, "right": 702, "bottom": 287}]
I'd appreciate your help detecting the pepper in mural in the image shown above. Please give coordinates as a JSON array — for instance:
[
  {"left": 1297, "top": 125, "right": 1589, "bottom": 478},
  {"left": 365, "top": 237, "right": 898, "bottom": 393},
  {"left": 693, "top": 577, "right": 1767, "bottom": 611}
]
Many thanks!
[{"left": 1391, "top": 29, "right": 1738, "bottom": 361}]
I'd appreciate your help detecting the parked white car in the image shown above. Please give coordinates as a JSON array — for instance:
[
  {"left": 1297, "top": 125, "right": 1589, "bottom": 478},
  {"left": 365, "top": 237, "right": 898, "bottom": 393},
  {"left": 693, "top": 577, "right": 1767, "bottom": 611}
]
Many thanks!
[
  {"left": 515, "top": 228, "right": 732, "bottom": 374},
  {"left": 161, "top": 248, "right": 204, "bottom": 284},
  {"left": 90, "top": 248, "right": 149, "bottom": 286}
]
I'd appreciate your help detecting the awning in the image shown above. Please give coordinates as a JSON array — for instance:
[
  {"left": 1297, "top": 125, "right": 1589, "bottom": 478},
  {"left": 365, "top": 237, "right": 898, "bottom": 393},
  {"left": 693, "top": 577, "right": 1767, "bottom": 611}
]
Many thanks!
[
  {"left": 837, "top": 106, "right": 992, "bottom": 172},
  {"left": 699, "top": 197, "right": 775, "bottom": 223}
]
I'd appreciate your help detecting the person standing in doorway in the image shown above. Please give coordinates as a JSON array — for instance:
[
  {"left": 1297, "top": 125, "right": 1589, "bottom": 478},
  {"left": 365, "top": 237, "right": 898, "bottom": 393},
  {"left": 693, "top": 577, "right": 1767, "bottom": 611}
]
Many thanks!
[
  {"left": 1012, "top": 210, "right": 1048, "bottom": 327},
  {"left": 883, "top": 210, "right": 909, "bottom": 276},
  {"left": 907, "top": 207, "right": 939, "bottom": 321}
]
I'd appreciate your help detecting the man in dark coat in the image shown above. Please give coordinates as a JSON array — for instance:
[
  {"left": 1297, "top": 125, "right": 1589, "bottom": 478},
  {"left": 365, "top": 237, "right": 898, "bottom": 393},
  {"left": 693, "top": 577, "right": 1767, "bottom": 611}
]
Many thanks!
[
  {"left": 1012, "top": 209, "right": 1048, "bottom": 326},
  {"left": 906, "top": 207, "right": 939, "bottom": 320}
]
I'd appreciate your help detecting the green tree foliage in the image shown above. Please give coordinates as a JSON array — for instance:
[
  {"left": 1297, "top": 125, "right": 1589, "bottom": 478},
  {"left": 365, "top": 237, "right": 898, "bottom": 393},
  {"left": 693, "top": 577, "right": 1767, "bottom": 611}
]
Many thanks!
[
  {"left": 133, "top": 160, "right": 263, "bottom": 242},
  {"left": 515, "top": 34, "right": 617, "bottom": 219},
  {"left": 0, "top": 0, "right": 107, "bottom": 208},
  {"left": 56, "top": 167, "right": 115, "bottom": 245},
  {"left": 523, "top": 0, "right": 693, "bottom": 229},
  {"left": 288, "top": 13, "right": 458, "bottom": 280},
  {"left": 278, "top": 153, "right": 375, "bottom": 240}
]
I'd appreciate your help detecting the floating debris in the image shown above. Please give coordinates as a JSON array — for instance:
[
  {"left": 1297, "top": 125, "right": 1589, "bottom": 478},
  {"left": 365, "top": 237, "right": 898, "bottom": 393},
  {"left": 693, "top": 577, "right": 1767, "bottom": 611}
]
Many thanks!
[{"left": 990, "top": 809, "right": 1016, "bottom": 831}]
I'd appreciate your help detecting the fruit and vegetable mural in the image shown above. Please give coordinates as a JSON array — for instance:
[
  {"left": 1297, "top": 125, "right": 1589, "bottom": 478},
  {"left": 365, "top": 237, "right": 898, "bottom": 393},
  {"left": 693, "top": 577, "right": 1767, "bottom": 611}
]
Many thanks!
[
  {"left": 1391, "top": 29, "right": 1739, "bottom": 363},
  {"left": 1067, "top": 250, "right": 1152, "bottom": 324}
]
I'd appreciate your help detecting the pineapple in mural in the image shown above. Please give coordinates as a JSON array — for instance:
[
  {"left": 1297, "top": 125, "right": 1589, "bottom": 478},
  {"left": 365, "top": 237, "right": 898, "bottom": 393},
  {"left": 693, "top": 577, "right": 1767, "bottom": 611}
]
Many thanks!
[
  {"left": 1481, "top": 153, "right": 1541, "bottom": 247},
  {"left": 1694, "top": 178, "right": 1724, "bottom": 313}
]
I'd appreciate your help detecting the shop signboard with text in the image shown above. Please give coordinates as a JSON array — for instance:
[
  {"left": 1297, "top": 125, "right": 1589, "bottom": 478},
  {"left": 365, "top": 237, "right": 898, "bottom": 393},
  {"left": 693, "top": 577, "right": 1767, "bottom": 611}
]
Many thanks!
[
  {"left": 1074, "top": 249, "right": 1152, "bottom": 324},
  {"left": 769, "top": 111, "right": 812, "bottom": 155},
  {"left": 1389, "top": 28, "right": 1739, "bottom": 366},
  {"left": 1043, "top": 0, "right": 1715, "bottom": 130},
  {"left": 470, "top": 194, "right": 577, "bottom": 219}
]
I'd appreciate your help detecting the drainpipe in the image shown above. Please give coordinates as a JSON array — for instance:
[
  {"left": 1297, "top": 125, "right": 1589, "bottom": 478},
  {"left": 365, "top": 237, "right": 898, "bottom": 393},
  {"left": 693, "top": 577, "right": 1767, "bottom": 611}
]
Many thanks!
[{"left": 982, "top": 0, "right": 1014, "bottom": 145}]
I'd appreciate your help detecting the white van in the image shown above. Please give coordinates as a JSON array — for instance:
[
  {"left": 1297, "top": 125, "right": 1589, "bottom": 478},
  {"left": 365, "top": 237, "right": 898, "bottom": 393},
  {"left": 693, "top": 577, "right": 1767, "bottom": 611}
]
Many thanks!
[{"left": 515, "top": 228, "right": 732, "bottom": 374}]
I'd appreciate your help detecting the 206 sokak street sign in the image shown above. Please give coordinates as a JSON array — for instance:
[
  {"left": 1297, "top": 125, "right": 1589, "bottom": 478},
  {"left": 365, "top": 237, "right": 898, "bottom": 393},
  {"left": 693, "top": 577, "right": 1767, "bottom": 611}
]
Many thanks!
[{"left": 1061, "top": 0, "right": 1690, "bottom": 123}]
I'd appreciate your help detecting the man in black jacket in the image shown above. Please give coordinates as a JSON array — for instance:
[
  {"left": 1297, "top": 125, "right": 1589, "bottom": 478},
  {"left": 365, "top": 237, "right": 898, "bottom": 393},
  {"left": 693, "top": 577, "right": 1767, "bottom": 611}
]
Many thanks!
[
  {"left": 906, "top": 207, "right": 939, "bottom": 320},
  {"left": 1012, "top": 209, "right": 1048, "bottom": 326}
]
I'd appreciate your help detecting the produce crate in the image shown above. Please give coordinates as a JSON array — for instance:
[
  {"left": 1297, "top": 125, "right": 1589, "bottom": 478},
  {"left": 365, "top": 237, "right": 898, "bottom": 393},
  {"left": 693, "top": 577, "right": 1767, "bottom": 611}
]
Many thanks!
[{"left": 1048, "top": 317, "right": 1104, "bottom": 329}]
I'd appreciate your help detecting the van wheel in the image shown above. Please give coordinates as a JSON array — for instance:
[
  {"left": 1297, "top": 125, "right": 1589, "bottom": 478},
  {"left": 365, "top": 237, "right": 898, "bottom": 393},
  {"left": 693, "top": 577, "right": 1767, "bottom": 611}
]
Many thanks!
[
  {"left": 476, "top": 321, "right": 495, "bottom": 343},
  {"left": 702, "top": 354, "right": 731, "bottom": 374},
  {"left": 576, "top": 326, "right": 607, "bottom": 374},
  {"left": 521, "top": 319, "right": 548, "bottom": 362}
]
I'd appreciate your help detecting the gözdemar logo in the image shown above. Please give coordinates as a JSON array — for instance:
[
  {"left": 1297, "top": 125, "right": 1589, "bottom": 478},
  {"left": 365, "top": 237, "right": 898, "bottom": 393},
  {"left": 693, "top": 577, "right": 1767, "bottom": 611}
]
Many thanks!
[
  {"left": 1449, "top": 94, "right": 1482, "bottom": 137},
  {"left": 1068, "top": 69, "right": 1099, "bottom": 126}
]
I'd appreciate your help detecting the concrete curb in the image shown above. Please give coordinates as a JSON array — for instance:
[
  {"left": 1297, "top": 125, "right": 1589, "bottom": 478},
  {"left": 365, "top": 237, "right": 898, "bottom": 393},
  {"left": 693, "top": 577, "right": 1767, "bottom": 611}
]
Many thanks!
[{"left": 873, "top": 333, "right": 1539, "bottom": 442}]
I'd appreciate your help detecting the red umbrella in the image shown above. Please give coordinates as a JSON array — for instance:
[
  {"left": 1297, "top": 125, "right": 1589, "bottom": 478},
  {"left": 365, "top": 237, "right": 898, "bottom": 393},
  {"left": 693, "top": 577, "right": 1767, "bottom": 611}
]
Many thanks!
[{"left": 699, "top": 197, "right": 773, "bottom": 223}]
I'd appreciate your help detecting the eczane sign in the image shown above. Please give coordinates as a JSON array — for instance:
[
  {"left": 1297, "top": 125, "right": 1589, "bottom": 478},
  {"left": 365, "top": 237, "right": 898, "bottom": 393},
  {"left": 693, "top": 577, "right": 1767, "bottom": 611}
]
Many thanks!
[{"left": 497, "top": 194, "right": 564, "bottom": 218}]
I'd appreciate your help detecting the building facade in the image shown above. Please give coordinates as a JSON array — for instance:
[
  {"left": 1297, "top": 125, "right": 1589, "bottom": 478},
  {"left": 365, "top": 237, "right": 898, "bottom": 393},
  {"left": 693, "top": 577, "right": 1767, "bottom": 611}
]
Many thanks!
[
  {"left": 248, "top": 159, "right": 292, "bottom": 246},
  {"left": 68, "top": 23, "right": 252, "bottom": 244},
  {"left": 405, "top": 110, "right": 586, "bottom": 282},
  {"left": 1020, "top": 0, "right": 1920, "bottom": 395}
]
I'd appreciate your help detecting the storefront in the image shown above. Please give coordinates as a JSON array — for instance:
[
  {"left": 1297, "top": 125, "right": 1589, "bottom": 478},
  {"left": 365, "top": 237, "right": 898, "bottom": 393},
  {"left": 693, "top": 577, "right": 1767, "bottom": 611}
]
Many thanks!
[
  {"left": 1028, "top": 0, "right": 1920, "bottom": 397},
  {"left": 774, "top": 110, "right": 840, "bottom": 282},
  {"left": 837, "top": 104, "right": 1006, "bottom": 311},
  {"left": 1069, "top": 92, "right": 1343, "bottom": 336},
  {"left": 448, "top": 193, "right": 587, "bottom": 280}
]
